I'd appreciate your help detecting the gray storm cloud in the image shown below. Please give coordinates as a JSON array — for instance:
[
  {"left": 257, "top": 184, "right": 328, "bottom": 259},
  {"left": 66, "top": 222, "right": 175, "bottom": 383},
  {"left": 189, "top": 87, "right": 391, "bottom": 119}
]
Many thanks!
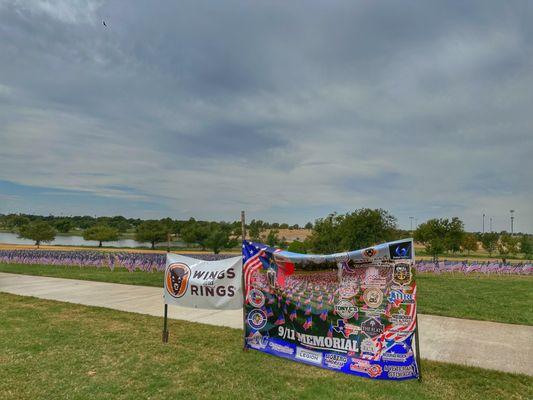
[{"left": 0, "top": 0, "right": 532, "bottom": 231}]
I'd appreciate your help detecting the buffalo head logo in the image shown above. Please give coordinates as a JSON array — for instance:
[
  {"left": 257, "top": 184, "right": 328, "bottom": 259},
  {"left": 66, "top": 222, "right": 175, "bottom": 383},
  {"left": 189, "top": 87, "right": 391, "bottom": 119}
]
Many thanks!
[
  {"left": 166, "top": 263, "right": 191, "bottom": 298},
  {"left": 363, "top": 248, "right": 377, "bottom": 258}
]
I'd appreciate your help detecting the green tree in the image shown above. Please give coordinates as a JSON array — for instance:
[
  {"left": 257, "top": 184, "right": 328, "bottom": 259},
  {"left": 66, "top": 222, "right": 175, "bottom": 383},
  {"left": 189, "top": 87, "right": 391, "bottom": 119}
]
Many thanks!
[
  {"left": 54, "top": 219, "right": 72, "bottom": 233},
  {"left": 288, "top": 240, "right": 307, "bottom": 253},
  {"left": 135, "top": 221, "right": 167, "bottom": 249},
  {"left": 520, "top": 235, "right": 532, "bottom": 258},
  {"left": 248, "top": 220, "right": 263, "bottom": 242},
  {"left": 204, "top": 225, "right": 236, "bottom": 254},
  {"left": 338, "top": 208, "right": 398, "bottom": 251},
  {"left": 266, "top": 229, "right": 280, "bottom": 247},
  {"left": 7, "top": 214, "right": 30, "bottom": 229},
  {"left": 108, "top": 216, "right": 131, "bottom": 233},
  {"left": 306, "top": 213, "right": 344, "bottom": 253},
  {"left": 307, "top": 209, "right": 397, "bottom": 253},
  {"left": 498, "top": 232, "right": 519, "bottom": 261},
  {"left": 180, "top": 221, "right": 210, "bottom": 249},
  {"left": 480, "top": 232, "right": 499, "bottom": 256},
  {"left": 461, "top": 233, "right": 479, "bottom": 255},
  {"left": 83, "top": 225, "right": 119, "bottom": 247},
  {"left": 18, "top": 221, "right": 56, "bottom": 247},
  {"left": 445, "top": 217, "right": 465, "bottom": 254},
  {"left": 304, "top": 222, "right": 313, "bottom": 229},
  {"left": 414, "top": 219, "right": 448, "bottom": 261}
]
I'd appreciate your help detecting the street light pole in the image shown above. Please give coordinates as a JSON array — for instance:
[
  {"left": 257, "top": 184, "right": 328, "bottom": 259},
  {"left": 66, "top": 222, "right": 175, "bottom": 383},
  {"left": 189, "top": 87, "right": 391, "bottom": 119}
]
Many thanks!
[{"left": 409, "top": 216, "right": 414, "bottom": 231}]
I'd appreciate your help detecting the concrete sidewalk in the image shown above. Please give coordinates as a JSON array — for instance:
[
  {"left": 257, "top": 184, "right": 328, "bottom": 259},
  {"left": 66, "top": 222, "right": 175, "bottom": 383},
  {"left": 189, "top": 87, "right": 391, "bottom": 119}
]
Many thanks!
[{"left": 1, "top": 272, "right": 531, "bottom": 376}]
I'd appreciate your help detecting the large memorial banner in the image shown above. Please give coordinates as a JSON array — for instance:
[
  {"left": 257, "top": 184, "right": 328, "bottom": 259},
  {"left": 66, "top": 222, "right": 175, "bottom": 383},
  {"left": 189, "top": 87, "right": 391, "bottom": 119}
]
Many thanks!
[
  {"left": 243, "top": 239, "right": 419, "bottom": 380},
  {"left": 164, "top": 253, "right": 242, "bottom": 310}
]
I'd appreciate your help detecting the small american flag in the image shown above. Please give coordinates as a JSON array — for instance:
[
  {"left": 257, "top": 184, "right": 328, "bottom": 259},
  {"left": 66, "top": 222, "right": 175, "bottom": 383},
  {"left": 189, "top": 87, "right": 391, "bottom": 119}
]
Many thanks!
[{"left": 242, "top": 241, "right": 267, "bottom": 300}]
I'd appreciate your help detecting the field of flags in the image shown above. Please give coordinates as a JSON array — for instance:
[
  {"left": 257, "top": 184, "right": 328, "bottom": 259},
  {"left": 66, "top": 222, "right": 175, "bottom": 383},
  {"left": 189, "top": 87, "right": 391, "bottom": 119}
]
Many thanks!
[
  {"left": 0, "top": 249, "right": 232, "bottom": 272},
  {"left": 0, "top": 249, "right": 531, "bottom": 275},
  {"left": 415, "top": 260, "right": 532, "bottom": 275}
]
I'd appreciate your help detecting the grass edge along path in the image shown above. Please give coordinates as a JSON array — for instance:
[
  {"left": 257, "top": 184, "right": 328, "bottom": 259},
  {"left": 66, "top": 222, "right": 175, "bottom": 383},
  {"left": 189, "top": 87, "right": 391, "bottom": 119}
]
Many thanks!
[
  {"left": 0, "top": 293, "right": 531, "bottom": 400},
  {"left": 0, "top": 263, "right": 532, "bottom": 326}
]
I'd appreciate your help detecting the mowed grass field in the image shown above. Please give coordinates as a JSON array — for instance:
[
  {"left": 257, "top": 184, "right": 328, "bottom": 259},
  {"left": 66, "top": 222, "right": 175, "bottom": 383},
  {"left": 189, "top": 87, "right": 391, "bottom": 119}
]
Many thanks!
[
  {"left": 0, "top": 293, "right": 531, "bottom": 400},
  {"left": 0, "top": 263, "right": 532, "bottom": 325}
]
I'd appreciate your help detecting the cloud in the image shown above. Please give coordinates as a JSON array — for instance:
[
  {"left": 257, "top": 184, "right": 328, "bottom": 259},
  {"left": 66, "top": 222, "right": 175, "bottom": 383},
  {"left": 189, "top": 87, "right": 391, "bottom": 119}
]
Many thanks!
[{"left": 0, "top": 0, "right": 532, "bottom": 232}]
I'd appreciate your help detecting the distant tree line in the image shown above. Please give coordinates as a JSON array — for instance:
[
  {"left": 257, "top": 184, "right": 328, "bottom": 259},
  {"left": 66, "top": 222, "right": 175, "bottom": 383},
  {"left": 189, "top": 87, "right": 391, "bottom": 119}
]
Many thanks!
[
  {"left": 414, "top": 217, "right": 532, "bottom": 261},
  {"left": 1, "top": 212, "right": 530, "bottom": 259}
]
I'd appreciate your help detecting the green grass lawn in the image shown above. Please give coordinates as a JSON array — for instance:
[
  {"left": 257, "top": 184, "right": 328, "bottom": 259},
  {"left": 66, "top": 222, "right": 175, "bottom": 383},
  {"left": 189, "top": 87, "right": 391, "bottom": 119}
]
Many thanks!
[
  {"left": 1, "top": 263, "right": 532, "bottom": 325},
  {"left": 0, "top": 293, "right": 531, "bottom": 400},
  {"left": 416, "top": 273, "right": 533, "bottom": 325}
]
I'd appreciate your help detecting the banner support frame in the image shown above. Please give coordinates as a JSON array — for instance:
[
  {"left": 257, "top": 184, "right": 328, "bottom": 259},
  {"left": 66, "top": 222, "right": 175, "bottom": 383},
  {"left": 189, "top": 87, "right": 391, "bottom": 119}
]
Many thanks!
[
  {"left": 414, "top": 313, "right": 422, "bottom": 382},
  {"left": 413, "top": 241, "right": 422, "bottom": 382},
  {"left": 241, "top": 210, "right": 248, "bottom": 351}
]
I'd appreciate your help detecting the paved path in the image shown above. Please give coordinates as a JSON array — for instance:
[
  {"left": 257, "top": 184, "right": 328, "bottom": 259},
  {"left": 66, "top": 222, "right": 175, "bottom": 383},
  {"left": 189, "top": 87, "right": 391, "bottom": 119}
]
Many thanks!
[{"left": 1, "top": 272, "right": 531, "bottom": 376}]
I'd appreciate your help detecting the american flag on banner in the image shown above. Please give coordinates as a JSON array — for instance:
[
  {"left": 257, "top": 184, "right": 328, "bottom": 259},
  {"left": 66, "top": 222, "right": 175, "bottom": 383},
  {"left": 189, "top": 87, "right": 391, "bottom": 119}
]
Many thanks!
[{"left": 242, "top": 241, "right": 268, "bottom": 300}]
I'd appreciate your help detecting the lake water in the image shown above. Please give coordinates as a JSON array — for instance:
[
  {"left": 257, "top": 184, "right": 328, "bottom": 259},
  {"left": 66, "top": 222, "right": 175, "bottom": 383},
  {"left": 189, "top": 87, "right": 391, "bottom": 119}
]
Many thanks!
[{"left": 0, "top": 231, "right": 165, "bottom": 248}]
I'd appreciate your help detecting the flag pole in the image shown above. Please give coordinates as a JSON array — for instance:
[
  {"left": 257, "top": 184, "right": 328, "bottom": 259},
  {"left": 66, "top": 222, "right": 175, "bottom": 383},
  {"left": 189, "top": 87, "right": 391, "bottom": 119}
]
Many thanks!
[{"left": 241, "top": 210, "right": 248, "bottom": 351}]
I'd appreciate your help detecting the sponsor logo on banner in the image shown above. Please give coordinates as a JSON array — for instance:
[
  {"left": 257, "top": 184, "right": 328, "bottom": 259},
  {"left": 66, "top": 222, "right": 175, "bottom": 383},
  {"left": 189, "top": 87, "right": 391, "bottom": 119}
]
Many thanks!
[
  {"left": 247, "top": 309, "right": 267, "bottom": 330},
  {"left": 384, "top": 365, "right": 416, "bottom": 379},
  {"left": 295, "top": 347, "right": 323, "bottom": 365},
  {"left": 247, "top": 288, "right": 265, "bottom": 308},
  {"left": 166, "top": 263, "right": 191, "bottom": 298},
  {"left": 391, "top": 309, "right": 413, "bottom": 327},
  {"left": 362, "top": 275, "right": 387, "bottom": 289},
  {"left": 388, "top": 290, "right": 415, "bottom": 305},
  {"left": 363, "top": 248, "right": 377, "bottom": 258},
  {"left": 361, "top": 317, "right": 384, "bottom": 338},
  {"left": 324, "top": 353, "right": 348, "bottom": 369},
  {"left": 389, "top": 241, "right": 412, "bottom": 260},
  {"left": 350, "top": 359, "right": 383, "bottom": 378},
  {"left": 247, "top": 332, "right": 268, "bottom": 350},
  {"left": 338, "top": 278, "right": 358, "bottom": 299},
  {"left": 360, "top": 338, "right": 378, "bottom": 356},
  {"left": 363, "top": 308, "right": 386, "bottom": 317},
  {"left": 363, "top": 287, "right": 383, "bottom": 308},
  {"left": 269, "top": 342, "right": 294, "bottom": 355},
  {"left": 393, "top": 264, "right": 412, "bottom": 286},
  {"left": 381, "top": 348, "right": 413, "bottom": 363},
  {"left": 334, "top": 300, "right": 358, "bottom": 319},
  {"left": 333, "top": 319, "right": 361, "bottom": 338}
]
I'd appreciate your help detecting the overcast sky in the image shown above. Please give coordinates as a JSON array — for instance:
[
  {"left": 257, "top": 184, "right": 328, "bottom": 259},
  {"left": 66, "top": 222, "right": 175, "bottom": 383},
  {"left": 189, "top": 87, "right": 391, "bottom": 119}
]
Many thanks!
[{"left": 0, "top": 0, "right": 532, "bottom": 232}]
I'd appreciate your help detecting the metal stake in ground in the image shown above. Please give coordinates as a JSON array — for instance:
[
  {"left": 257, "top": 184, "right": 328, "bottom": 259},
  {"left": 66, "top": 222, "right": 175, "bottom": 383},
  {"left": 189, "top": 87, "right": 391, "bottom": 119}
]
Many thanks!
[{"left": 162, "top": 303, "right": 169, "bottom": 343}]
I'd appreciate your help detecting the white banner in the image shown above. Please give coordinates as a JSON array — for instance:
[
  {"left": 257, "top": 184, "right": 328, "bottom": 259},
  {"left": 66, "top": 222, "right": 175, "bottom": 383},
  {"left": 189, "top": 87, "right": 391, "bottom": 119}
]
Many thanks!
[{"left": 164, "top": 253, "right": 242, "bottom": 310}]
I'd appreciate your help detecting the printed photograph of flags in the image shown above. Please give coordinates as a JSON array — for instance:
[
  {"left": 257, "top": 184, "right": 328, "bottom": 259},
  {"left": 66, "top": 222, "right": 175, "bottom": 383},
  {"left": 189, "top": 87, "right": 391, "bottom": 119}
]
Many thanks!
[{"left": 243, "top": 240, "right": 419, "bottom": 380}]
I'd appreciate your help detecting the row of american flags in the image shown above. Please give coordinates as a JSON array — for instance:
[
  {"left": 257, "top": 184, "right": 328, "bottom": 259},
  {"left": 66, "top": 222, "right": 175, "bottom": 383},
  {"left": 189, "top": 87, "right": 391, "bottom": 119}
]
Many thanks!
[
  {"left": 1, "top": 248, "right": 531, "bottom": 275},
  {"left": 0, "top": 249, "right": 232, "bottom": 272},
  {"left": 415, "top": 260, "right": 532, "bottom": 274}
]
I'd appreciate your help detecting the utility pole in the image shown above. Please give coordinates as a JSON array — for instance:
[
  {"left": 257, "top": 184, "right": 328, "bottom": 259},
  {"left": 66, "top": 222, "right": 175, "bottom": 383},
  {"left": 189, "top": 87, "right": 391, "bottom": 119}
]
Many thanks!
[
  {"left": 409, "top": 216, "right": 414, "bottom": 231},
  {"left": 510, "top": 210, "right": 515, "bottom": 234},
  {"left": 482, "top": 213, "right": 485, "bottom": 234},
  {"left": 489, "top": 217, "right": 493, "bottom": 233}
]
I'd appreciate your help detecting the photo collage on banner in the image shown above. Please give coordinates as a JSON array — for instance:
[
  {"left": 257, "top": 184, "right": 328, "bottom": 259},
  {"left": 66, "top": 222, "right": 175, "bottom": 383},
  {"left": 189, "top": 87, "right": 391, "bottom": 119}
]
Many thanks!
[{"left": 243, "top": 239, "right": 419, "bottom": 380}]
